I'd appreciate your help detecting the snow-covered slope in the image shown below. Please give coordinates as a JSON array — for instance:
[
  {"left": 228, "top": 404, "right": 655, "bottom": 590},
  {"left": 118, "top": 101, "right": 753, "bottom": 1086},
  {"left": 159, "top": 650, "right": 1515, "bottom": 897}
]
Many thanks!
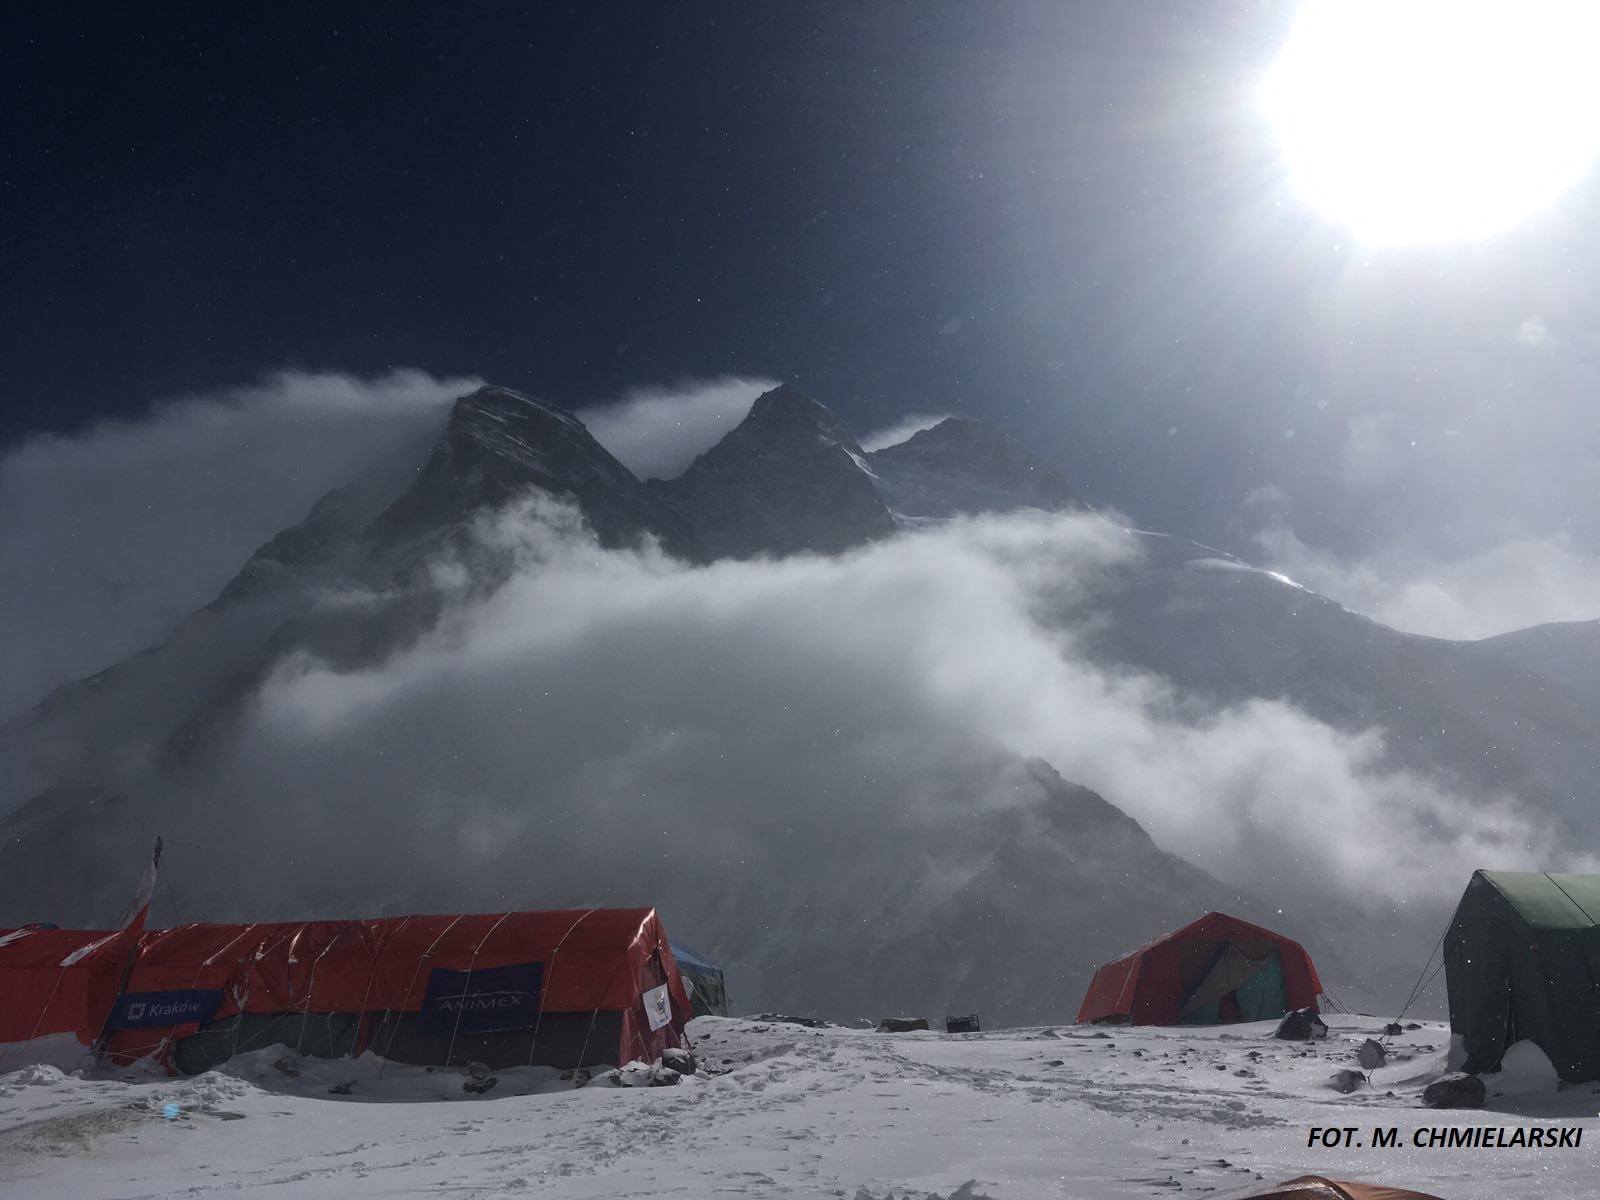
[
  {"left": 865, "top": 415, "right": 1077, "bottom": 521},
  {"left": 1069, "top": 533, "right": 1600, "bottom": 834},
  {"left": 3, "top": 1016, "right": 1594, "bottom": 1198}
]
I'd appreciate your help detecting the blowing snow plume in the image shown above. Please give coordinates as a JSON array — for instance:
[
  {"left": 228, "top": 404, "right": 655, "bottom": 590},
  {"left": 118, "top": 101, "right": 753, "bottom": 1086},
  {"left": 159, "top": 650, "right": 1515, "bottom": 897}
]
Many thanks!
[
  {"left": 0, "top": 369, "right": 475, "bottom": 721},
  {"left": 575, "top": 376, "right": 776, "bottom": 480}
]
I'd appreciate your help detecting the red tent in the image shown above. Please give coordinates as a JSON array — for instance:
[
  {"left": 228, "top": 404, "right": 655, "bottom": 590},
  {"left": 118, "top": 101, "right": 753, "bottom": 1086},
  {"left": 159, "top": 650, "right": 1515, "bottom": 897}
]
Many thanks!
[
  {"left": 1217, "top": 1178, "right": 1443, "bottom": 1200},
  {"left": 0, "top": 925, "right": 135, "bottom": 1048},
  {"left": 1076, "top": 912, "right": 1322, "bottom": 1026},
  {"left": 101, "top": 908, "right": 693, "bottom": 1074}
]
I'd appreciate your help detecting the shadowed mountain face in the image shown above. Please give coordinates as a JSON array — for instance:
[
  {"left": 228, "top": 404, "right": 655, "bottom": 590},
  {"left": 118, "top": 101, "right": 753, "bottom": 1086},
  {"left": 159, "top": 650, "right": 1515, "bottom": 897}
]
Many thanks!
[
  {"left": 0, "top": 379, "right": 1592, "bottom": 1021},
  {"left": 368, "top": 386, "right": 703, "bottom": 562},
  {"left": 649, "top": 384, "right": 898, "bottom": 559}
]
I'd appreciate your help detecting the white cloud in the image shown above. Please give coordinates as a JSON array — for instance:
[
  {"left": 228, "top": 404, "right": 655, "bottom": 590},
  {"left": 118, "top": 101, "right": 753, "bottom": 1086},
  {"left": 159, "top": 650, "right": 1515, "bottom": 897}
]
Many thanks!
[
  {"left": 1339, "top": 410, "right": 1409, "bottom": 492},
  {"left": 1514, "top": 316, "right": 1557, "bottom": 348},
  {"left": 575, "top": 376, "right": 776, "bottom": 479},
  {"left": 147, "top": 501, "right": 1571, "bottom": 938},
  {"left": 0, "top": 369, "right": 477, "bottom": 721},
  {"left": 1253, "top": 521, "right": 1600, "bottom": 640},
  {"left": 858, "top": 413, "right": 951, "bottom": 453}
]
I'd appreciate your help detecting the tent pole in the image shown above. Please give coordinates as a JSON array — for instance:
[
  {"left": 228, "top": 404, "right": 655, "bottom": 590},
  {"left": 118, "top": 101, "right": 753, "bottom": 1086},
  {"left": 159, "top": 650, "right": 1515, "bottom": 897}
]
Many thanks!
[
  {"left": 376, "top": 914, "right": 464, "bottom": 1077},
  {"left": 443, "top": 911, "right": 512, "bottom": 1071},
  {"left": 525, "top": 908, "right": 598, "bottom": 1070}
]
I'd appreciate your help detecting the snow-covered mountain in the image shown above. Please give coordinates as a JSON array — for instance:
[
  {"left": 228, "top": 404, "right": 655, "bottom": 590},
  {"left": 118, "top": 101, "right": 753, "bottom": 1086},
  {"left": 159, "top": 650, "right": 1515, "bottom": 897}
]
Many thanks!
[
  {"left": 0, "top": 381, "right": 1593, "bottom": 1023},
  {"left": 648, "top": 384, "right": 897, "bottom": 558}
]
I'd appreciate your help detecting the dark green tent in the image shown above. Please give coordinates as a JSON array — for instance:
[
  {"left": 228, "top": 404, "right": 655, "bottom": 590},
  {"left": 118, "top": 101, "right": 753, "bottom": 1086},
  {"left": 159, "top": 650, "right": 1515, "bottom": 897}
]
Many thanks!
[{"left": 1444, "top": 870, "right": 1600, "bottom": 1082}]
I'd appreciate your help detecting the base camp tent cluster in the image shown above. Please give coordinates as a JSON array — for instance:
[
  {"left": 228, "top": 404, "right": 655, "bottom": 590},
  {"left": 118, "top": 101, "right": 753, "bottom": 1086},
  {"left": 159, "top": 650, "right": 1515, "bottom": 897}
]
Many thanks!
[
  {"left": 1445, "top": 870, "right": 1600, "bottom": 1084},
  {"left": 1, "top": 907, "right": 693, "bottom": 1075},
  {"left": 1076, "top": 912, "right": 1323, "bottom": 1026}
]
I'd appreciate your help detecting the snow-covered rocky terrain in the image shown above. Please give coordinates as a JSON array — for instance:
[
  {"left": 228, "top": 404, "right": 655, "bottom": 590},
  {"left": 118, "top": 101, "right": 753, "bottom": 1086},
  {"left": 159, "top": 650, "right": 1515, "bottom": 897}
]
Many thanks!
[{"left": 2, "top": 1016, "right": 1594, "bottom": 1198}]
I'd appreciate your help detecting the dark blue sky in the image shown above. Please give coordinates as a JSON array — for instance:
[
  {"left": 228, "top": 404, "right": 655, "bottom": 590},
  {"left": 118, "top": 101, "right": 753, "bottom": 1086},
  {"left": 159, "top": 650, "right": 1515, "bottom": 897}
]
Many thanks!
[{"left": 4, "top": 1, "right": 1597, "bottom": 567}]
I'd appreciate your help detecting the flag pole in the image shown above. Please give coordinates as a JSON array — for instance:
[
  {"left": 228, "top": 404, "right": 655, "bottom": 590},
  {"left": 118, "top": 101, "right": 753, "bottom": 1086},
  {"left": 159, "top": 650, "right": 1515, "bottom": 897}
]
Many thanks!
[{"left": 92, "top": 837, "right": 163, "bottom": 1060}]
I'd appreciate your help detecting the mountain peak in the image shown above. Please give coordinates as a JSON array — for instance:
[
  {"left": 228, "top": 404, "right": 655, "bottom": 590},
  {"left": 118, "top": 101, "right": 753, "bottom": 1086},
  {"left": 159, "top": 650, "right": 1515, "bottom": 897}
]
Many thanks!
[
  {"left": 450, "top": 384, "right": 586, "bottom": 443},
  {"left": 737, "top": 384, "right": 864, "bottom": 454},
  {"left": 895, "top": 416, "right": 1003, "bottom": 449},
  {"left": 650, "top": 383, "right": 892, "bottom": 558},
  {"left": 366, "top": 382, "right": 701, "bottom": 559},
  {"left": 865, "top": 415, "right": 1076, "bottom": 519}
]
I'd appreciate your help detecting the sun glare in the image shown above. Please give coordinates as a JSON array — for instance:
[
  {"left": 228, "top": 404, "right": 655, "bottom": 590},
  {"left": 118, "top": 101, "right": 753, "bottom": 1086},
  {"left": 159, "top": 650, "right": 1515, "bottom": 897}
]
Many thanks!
[{"left": 1261, "top": 0, "right": 1600, "bottom": 245}]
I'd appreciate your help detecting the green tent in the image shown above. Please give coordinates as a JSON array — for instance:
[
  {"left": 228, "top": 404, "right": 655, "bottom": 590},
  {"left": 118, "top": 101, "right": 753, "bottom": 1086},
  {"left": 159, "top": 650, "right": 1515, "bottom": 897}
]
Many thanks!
[{"left": 1444, "top": 870, "right": 1600, "bottom": 1082}]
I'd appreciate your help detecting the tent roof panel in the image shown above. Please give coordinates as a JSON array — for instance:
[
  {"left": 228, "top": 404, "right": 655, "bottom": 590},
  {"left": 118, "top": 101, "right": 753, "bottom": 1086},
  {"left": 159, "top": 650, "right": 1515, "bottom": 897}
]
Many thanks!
[
  {"left": 668, "top": 942, "right": 721, "bottom": 975},
  {"left": 1478, "top": 871, "right": 1600, "bottom": 930}
]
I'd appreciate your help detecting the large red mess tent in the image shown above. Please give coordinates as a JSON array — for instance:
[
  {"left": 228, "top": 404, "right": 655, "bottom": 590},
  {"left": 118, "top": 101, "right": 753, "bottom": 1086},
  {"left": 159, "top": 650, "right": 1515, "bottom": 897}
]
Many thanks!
[
  {"left": 1077, "top": 912, "right": 1322, "bottom": 1026},
  {"left": 0, "top": 925, "right": 135, "bottom": 1048},
  {"left": 2, "top": 907, "right": 692, "bottom": 1075}
]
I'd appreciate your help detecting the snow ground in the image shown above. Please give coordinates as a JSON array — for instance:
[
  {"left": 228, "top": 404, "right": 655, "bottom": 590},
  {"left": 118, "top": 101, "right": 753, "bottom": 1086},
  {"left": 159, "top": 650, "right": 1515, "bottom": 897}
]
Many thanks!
[{"left": 0, "top": 1015, "right": 1595, "bottom": 1199}]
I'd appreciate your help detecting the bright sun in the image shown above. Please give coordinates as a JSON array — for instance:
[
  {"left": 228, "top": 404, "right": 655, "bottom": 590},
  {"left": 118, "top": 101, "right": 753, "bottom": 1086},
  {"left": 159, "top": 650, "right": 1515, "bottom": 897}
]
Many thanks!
[{"left": 1261, "top": 0, "right": 1600, "bottom": 245}]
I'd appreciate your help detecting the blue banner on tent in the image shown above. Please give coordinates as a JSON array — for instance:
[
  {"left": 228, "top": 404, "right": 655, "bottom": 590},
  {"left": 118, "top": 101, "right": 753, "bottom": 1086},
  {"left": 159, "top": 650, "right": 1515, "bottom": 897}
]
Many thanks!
[
  {"left": 420, "top": 962, "right": 543, "bottom": 1034},
  {"left": 108, "top": 989, "right": 224, "bottom": 1030}
]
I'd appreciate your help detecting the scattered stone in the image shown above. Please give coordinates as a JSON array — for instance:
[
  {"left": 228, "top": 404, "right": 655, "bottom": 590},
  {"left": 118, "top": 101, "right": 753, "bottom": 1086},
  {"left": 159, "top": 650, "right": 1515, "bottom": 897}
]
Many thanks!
[
  {"left": 1423, "top": 1073, "right": 1486, "bottom": 1109},
  {"left": 662, "top": 1047, "right": 697, "bottom": 1075},
  {"left": 561, "top": 1067, "right": 593, "bottom": 1086},
  {"left": 755, "top": 1013, "right": 834, "bottom": 1029},
  {"left": 1091, "top": 1031, "right": 1112, "bottom": 1039},
  {"left": 1275, "top": 1008, "right": 1329, "bottom": 1041},
  {"left": 463, "top": 1075, "right": 498, "bottom": 1095},
  {"left": 648, "top": 1066, "right": 681, "bottom": 1087},
  {"left": 1384, "top": 1022, "right": 1405, "bottom": 1037},
  {"left": 327, "top": 1081, "right": 355, "bottom": 1096},
  {"left": 1044, "top": 1059, "right": 1064, "bottom": 1067},
  {"left": 1358, "top": 1039, "right": 1388, "bottom": 1071},
  {"left": 271, "top": 1056, "right": 300, "bottom": 1078},
  {"left": 1329, "top": 1069, "right": 1366, "bottom": 1094},
  {"left": 1405, "top": 1022, "right": 1422, "bottom": 1030},
  {"left": 466, "top": 1061, "right": 492, "bottom": 1080}
]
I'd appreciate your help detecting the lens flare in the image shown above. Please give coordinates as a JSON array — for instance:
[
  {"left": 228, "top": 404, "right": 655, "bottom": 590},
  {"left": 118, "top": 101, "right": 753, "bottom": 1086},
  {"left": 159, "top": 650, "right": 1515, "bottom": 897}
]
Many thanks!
[{"left": 1261, "top": 0, "right": 1600, "bottom": 244}]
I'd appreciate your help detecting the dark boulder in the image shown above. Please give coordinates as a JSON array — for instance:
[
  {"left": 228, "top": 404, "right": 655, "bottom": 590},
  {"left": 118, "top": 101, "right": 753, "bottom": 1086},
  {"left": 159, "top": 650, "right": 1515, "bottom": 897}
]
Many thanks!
[
  {"left": 662, "top": 1047, "right": 697, "bottom": 1075},
  {"left": 1423, "top": 1072, "right": 1486, "bottom": 1109},
  {"left": 1275, "top": 1008, "right": 1329, "bottom": 1040}
]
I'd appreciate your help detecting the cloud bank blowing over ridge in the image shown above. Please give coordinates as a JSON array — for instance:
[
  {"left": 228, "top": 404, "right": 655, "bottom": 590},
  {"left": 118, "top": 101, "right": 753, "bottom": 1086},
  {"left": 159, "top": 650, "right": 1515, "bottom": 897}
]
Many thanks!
[
  {"left": 0, "top": 369, "right": 477, "bottom": 722},
  {"left": 1, "top": 375, "right": 1589, "bottom": 1020}
]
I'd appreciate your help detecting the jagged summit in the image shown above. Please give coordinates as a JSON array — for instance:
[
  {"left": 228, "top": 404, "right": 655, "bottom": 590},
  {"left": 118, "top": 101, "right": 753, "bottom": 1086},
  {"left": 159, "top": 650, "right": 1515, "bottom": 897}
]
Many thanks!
[
  {"left": 736, "top": 383, "right": 864, "bottom": 454},
  {"left": 367, "top": 382, "right": 701, "bottom": 560},
  {"left": 650, "top": 384, "right": 894, "bottom": 559},
  {"left": 886, "top": 415, "right": 1008, "bottom": 451}
]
